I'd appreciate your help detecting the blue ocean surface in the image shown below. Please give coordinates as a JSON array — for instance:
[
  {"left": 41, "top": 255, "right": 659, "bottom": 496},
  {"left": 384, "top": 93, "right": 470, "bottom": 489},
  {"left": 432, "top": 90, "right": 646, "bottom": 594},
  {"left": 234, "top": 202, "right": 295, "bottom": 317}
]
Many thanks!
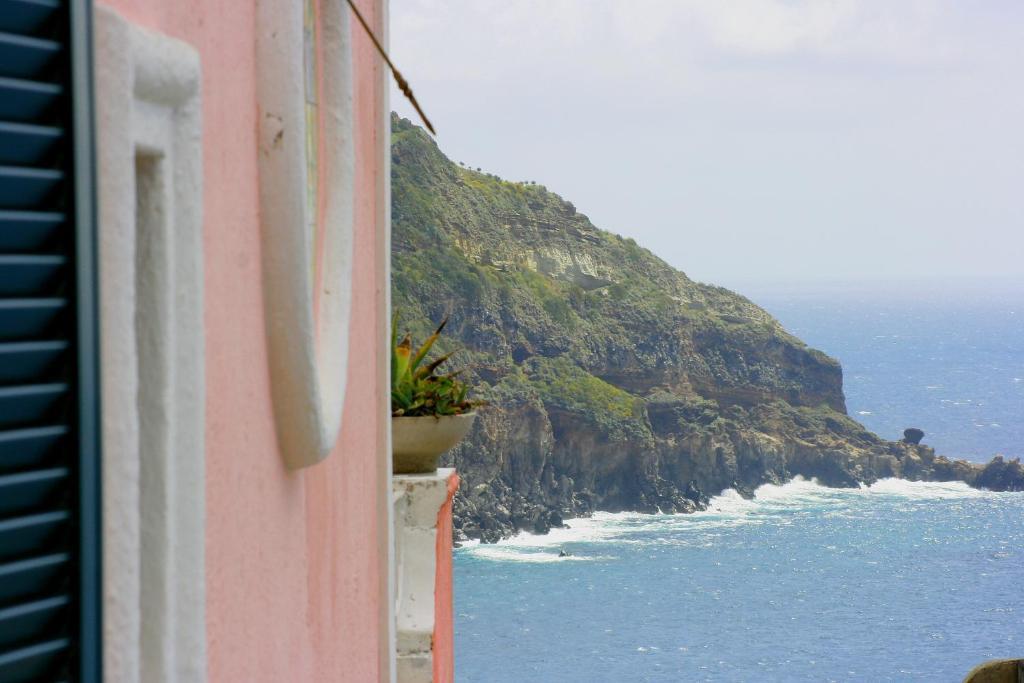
[
  {"left": 748, "top": 281, "right": 1024, "bottom": 463},
  {"left": 454, "top": 282, "right": 1024, "bottom": 682}
]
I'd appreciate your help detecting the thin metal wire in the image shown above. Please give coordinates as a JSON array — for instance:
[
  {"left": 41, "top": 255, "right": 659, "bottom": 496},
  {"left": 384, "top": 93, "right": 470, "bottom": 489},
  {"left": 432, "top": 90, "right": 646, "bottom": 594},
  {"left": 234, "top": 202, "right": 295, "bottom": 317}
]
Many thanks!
[{"left": 346, "top": 0, "right": 436, "bottom": 135}]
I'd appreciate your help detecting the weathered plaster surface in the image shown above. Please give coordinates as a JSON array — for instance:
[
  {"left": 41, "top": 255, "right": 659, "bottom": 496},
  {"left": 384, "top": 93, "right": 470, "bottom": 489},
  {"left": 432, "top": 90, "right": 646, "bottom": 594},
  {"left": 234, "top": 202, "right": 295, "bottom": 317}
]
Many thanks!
[{"left": 95, "top": 1, "right": 392, "bottom": 680}]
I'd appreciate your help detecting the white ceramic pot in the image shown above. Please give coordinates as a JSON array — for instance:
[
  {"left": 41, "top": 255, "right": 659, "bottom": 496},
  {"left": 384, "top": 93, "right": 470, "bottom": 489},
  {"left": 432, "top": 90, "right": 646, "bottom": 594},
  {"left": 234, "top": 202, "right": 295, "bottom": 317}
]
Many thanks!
[{"left": 391, "top": 412, "right": 477, "bottom": 474}]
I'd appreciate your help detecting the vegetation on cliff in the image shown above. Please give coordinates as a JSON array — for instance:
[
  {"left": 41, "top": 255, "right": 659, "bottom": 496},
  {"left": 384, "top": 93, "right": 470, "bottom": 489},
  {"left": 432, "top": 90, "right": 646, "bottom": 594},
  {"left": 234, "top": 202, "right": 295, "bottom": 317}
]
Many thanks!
[{"left": 390, "top": 114, "right": 1022, "bottom": 542}]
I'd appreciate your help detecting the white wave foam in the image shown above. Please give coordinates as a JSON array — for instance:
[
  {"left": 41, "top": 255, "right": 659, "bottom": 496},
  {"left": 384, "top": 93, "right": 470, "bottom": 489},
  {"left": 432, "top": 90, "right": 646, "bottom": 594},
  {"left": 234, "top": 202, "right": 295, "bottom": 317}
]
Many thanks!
[
  {"left": 698, "top": 487, "right": 760, "bottom": 515},
  {"left": 740, "top": 476, "right": 985, "bottom": 504},
  {"left": 859, "top": 478, "right": 984, "bottom": 499},
  {"left": 751, "top": 476, "right": 838, "bottom": 503},
  {"left": 696, "top": 477, "right": 844, "bottom": 516},
  {"left": 496, "top": 512, "right": 643, "bottom": 549},
  {"left": 467, "top": 546, "right": 613, "bottom": 563},
  {"left": 460, "top": 477, "right": 998, "bottom": 563},
  {"left": 721, "top": 477, "right": 989, "bottom": 509}
]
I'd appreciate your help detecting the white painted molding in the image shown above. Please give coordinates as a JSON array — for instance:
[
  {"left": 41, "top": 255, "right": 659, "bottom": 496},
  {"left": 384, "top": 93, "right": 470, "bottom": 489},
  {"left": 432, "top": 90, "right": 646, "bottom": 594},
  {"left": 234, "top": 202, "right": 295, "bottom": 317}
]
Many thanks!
[
  {"left": 94, "top": 7, "right": 206, "bottom": 682},
  {"left": 379, "top": 1, "right": 397, "bottom": 677},
  {"left": 256, "top": 0, "right": 356, "bottom": 469}
]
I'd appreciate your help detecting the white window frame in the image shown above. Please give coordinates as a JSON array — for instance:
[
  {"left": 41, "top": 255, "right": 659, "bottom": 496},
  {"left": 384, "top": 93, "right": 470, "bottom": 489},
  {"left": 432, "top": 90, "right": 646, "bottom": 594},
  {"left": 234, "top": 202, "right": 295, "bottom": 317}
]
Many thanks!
[{"left": 94, "top": 8, "right": 205, "bottom": 682}]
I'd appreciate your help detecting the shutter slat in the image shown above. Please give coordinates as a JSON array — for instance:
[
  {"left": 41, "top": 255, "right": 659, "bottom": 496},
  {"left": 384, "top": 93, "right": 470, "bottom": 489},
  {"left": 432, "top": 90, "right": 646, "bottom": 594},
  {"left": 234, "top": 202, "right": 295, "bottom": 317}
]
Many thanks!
[
  {"left": 0, "top": 595, "right": 69, "bottom": 652},
  {"left": 0, "top": 383, "right": 67, "bottom": 429},
  {"left": 0, "top": 553, "right": 68, "bottom": 604},
  {"left": 0, "top": 468, "right": 67, "bottom": 517},
  {"left": 0, "top": 211, "right": 64, "bottom": 252},
  {"left": 0, "top": 121, "right": 62, "bottom": 166},
  {"left": 0, "top": 340, "right": 66, "bottom": 384},
  {"left": 0, "top": 511, "right": 67, "bottom": 563},
  {"left": 0, "top": 425, "right": 66, "bottom": 474},
  {"left": 0, "top": 299, "right": 65, "bottom": 341},
  {"left": 0, "top": 638, "right": 68, "bottom": 683},
  {"left": 0, "top": 0, "right": 59, "bottom": 37},
  {"left": 0, "top": 77, "right": 61, "bottom": 123},
  {"left": 0, "top": 166, "right": 63, "bottom": 209},
  {"left": 0, "top": 255, "right": 65, "bottom": 296},
  {"left": 0, "top": 31, "right": 59, "bottom": 80}
]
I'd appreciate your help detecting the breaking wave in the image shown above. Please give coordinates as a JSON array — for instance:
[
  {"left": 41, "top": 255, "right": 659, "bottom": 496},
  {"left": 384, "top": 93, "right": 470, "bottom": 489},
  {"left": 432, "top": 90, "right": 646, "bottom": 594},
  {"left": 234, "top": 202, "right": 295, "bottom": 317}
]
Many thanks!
[
  {"left": 467, "top": 546, "right": 614, "bottom": 564},
  {"left": 458, "top": 477, "right": 1000, "bottom": 563},
  {"left": 859, "top": 477, "right": 984, "bottom": 499}
]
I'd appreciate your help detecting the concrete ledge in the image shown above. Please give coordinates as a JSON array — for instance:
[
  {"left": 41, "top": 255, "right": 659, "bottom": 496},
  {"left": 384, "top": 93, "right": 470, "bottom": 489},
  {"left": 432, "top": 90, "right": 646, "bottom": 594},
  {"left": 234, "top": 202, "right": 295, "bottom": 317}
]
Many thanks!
[{"left": 393, "top": 468, "right": 459, "bottom": 683}]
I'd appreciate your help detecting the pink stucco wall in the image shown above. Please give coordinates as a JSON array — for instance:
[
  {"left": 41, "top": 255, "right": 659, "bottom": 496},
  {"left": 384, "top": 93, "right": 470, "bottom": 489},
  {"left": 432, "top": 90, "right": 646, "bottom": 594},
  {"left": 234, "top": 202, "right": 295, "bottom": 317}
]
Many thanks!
[
  {"left": 434, "top": 473, "right": 459, "bottom": 683},
  {"left": 95, "top": 0, "right": 391, "bottom": 680}
]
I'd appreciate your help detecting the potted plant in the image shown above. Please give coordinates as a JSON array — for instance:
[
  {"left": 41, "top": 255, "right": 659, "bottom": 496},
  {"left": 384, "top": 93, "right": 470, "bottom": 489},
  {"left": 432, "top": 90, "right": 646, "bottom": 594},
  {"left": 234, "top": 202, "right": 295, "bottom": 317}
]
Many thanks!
[{"left": 391, "top": 314, "right": 481, "bottom": 474}]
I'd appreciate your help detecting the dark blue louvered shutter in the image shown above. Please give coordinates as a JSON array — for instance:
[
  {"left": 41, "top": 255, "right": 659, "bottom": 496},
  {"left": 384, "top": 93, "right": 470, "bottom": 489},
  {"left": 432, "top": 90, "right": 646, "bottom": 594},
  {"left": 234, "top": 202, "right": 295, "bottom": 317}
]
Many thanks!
[{"left": 0, "top": 0, "right": 101, "bottom": 682}]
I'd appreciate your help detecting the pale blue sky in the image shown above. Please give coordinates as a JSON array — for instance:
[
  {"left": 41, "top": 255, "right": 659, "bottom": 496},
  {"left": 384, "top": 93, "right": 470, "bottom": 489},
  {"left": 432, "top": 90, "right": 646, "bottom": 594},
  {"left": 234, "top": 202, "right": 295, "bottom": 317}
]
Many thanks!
[{"left": 390, "top": 1, "right": 1023, "bottom": 289}]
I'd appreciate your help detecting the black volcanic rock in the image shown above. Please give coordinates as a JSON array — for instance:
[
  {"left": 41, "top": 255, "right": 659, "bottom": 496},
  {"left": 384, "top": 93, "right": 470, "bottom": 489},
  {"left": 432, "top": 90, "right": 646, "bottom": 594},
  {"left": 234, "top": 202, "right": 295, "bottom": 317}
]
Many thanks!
[
  {"left": 974, "top": 456, "right": 1024, "bottom": 492},
  {"left": 902, "top": 428, "right": 925, "bottom": 445}
]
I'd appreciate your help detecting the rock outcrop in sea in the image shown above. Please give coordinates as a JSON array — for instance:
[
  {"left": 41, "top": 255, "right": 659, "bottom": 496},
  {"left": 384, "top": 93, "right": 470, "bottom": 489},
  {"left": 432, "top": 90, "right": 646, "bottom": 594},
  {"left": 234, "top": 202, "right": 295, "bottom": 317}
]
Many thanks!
[{"left": 389, "top": 114, "right": 1024, "bottom": 543}]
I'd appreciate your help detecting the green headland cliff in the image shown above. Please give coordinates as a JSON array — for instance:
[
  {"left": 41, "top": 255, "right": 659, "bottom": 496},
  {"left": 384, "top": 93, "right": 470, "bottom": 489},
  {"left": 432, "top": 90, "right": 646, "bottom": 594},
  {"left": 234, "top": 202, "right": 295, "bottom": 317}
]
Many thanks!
[{"left": 390, "top": 114, "right": 1023, "bottom": 542}]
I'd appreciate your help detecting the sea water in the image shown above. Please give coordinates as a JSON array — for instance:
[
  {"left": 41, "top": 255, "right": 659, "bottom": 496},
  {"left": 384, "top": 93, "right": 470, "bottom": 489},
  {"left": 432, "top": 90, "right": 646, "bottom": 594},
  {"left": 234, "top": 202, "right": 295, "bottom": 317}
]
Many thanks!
[
  {"left": 751, "top": 281, "right": 1024, "bottom": 461},
  {"left": 454, "top": 282, "right": 1024, "bottom": 682}
]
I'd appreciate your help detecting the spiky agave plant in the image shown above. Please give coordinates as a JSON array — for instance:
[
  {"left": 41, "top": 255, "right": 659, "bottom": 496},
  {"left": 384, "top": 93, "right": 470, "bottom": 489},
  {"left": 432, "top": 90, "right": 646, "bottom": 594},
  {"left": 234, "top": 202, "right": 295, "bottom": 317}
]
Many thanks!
[{"left": 391, "top": 313, "right": 481, "bottom": 417}]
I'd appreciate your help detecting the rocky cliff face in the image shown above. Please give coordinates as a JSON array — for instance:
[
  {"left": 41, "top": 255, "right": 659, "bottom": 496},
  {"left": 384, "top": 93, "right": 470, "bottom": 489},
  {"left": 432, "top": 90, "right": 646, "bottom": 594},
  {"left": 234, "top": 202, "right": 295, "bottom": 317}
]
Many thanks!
[{"left": 390, "top": 115, "right": 1023, "bottom": 542}]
